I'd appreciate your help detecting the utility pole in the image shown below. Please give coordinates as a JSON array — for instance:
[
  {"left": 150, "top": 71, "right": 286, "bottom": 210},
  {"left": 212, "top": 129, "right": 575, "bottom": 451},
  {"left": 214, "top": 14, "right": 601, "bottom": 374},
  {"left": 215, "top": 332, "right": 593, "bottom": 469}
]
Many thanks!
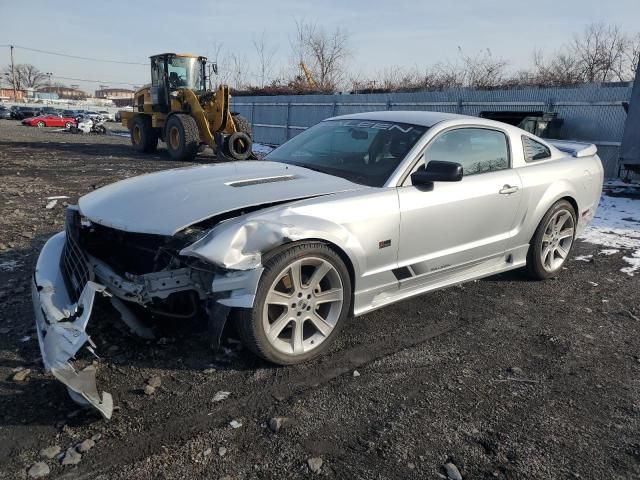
[{"left": 10, "top": 45, "right": 17, "bottom": 101}]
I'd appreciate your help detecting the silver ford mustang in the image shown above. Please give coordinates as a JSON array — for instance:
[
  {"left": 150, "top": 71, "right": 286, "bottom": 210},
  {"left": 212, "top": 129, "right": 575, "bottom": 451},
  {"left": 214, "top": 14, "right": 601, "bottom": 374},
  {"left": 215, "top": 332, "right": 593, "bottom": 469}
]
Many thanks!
[{"left": 32, "top": 111, "right": 603, "bottom": 418}]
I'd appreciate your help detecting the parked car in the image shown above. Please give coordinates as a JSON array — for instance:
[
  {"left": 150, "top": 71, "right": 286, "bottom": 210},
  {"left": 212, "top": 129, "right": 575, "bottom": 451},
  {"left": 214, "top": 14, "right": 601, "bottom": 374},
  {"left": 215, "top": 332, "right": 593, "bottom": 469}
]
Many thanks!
[
  {"left": 0, "top": 106, "right": 11, "bottom": 119},
  {"left": 12, "top": 106, "right": 40, "bottom": 120},
  {"left": 98, "top": 110, "right": 115, "bottom": 122},
  {"left": 84, "top": 112, "right": 105, "bottom": 123},
  {"left": 40, "top": 106, "right": 58, "bottom": 115},
  {"left": 32, "top": 111, "right": 603, "bottom": 419},
  {"left": 62, "top": 109, "right": 78, "bottom": 118},
  {"left": 22, "top": 114, "right": 76, "bottom": 128}
]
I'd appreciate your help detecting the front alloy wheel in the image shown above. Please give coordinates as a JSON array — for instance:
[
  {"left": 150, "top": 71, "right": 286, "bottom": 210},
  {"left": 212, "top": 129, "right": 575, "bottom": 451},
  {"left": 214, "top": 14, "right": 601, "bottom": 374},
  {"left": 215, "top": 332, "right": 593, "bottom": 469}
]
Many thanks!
[
  {"left": 237, "top": 242, "right": 351, "bottom": 365},
  {"left": 263, "top": 257, "right": 344, "bottom": 355}
]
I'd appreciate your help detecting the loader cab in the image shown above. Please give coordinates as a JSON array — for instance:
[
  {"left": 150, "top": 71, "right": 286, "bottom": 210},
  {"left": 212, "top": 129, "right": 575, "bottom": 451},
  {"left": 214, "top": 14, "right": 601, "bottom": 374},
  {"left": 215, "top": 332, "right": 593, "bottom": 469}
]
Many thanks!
[{"left": 149, "top": 53, "right": 207, "bottom": 112}]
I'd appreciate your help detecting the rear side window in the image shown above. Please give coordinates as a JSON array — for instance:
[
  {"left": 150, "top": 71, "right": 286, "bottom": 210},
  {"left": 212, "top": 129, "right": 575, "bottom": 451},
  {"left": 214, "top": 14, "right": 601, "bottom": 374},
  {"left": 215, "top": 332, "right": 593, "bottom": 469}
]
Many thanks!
[
  {"left": 425, "top": 128, "right": 510, "bottom": 176},
  {"left": 522, "top": 136, "right": 551, "bottom": 162}
]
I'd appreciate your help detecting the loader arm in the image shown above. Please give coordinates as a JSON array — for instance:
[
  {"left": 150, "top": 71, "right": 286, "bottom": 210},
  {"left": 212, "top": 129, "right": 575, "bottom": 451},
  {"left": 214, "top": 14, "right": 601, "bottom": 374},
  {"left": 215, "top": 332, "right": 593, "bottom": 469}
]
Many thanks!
[{"left": 176, "top": 86, "right": 238, "bottom": 148}]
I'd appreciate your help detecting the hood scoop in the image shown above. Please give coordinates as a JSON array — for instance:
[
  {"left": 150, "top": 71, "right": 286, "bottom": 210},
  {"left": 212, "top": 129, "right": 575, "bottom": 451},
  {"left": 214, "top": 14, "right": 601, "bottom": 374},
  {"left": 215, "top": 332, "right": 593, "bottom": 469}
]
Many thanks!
[{"left": 226, "top": 175, "right": 299, "bottom": 188}]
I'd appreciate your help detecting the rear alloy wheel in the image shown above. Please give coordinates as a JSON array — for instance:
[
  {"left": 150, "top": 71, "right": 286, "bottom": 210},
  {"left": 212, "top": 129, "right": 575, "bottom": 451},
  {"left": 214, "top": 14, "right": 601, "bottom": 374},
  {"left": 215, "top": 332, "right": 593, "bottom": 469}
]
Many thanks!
[
  {"left": 165, "top": 114, "right": 199, "bottom": 162},
  {"left": 37, "top": 121, "right": 45, "bottom": 128},
  {"left": 130, "top": 115, "right": 158, "bottom": 153},
  {"left": 526, "top": 200, "right": 576, "bottom": 279},
  {"left": 237, "top": 242, "right": 351, "bottom": 365},
  {"left": 64, "top": 121, "right": 72, "bottom": 129}
]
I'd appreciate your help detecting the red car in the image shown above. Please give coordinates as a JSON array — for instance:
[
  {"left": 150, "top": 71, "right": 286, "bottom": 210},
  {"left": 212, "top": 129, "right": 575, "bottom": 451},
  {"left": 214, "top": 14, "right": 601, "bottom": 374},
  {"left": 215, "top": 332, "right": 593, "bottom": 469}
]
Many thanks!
[{"left": 22, "top": 114, "right": 76, "bottom": 128}]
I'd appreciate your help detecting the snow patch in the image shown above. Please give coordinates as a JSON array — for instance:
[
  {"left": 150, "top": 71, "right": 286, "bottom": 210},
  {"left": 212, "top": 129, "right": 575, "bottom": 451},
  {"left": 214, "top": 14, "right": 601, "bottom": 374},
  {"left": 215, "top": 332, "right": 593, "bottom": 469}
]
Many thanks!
[
  {"left": 252, "top": 143, "right": 274, "bottom": 156},
  {"left": 579, "top": 194, "right": 640, "bottom": 275},
  {"left": 574, "top": 255, "right": 593, "bottom": 262}
]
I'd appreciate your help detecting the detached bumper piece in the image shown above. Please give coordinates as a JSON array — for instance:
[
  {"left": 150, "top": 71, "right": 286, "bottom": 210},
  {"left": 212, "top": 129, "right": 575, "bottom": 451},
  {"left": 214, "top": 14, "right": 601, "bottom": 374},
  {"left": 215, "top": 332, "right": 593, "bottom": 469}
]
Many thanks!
[{"left": 32, "top": 231, "right": 113, "bottom": 419}]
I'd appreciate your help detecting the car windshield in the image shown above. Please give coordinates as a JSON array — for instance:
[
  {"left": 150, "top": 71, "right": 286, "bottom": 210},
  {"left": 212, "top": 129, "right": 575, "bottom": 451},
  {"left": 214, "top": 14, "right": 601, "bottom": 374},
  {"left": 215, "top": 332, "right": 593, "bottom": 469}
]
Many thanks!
[{"left": 265, "top": 119, "right": 427, "bottom": 187}]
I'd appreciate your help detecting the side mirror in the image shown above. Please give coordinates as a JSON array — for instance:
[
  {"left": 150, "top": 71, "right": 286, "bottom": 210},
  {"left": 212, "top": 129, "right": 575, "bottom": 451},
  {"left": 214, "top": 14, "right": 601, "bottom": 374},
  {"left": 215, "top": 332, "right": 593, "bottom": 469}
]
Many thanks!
[{"left": 411, "top": 160, "right": 463, "bottom": 185}]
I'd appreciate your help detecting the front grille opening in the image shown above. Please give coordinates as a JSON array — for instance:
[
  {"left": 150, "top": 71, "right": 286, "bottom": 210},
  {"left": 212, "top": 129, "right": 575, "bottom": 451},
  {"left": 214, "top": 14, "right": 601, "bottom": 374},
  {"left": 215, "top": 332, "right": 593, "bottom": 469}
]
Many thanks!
[{"left": 61, "top": 209, "right": 94, "bottom": 303}]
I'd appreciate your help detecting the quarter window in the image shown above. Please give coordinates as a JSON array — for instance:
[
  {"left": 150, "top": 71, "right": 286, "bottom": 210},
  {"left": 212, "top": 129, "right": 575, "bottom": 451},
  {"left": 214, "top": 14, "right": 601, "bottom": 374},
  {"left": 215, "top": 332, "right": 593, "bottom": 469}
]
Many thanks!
[
  {"left": 425, "top": 128, "right": 509, "bottom": 176},
  {"left": 522, "top": 136, "right": 551, "bottom": 162}
]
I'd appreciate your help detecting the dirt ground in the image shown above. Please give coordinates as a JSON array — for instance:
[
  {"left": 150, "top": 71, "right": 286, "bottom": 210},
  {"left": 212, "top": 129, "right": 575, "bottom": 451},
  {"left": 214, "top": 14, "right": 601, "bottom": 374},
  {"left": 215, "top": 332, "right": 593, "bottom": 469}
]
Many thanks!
[{"left": 0, "top": 119, "right": 638, "bottom": 480}]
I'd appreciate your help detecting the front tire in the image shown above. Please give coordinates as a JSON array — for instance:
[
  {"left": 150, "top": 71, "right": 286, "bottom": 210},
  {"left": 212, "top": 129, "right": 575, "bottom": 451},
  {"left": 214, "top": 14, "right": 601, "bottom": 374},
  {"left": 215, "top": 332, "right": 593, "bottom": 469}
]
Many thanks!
[
  {"left": 130, "top": 115, "right": 158, "bottom": 153},
  {"left": 237, "top": 242, "right": 351, "bottom": 365},
  {"left": 526, "top": 200, "right": 577, "bottom": 280},
  {"left": 165, "top": 114, "right": 199, "bottom": 162},
  {"left": 37, "top": 121, "right": 45, "bottom": 128}
]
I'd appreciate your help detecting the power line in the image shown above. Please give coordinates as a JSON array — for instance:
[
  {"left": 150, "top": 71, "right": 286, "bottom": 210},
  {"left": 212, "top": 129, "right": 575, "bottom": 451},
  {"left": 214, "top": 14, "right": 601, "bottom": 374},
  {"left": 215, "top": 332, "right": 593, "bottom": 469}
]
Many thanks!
[
  {"left": 0, "top": 44, "right": 147, "bottom": 66},
  {"left": 51, "top": 75, "right": 142, "bottom": 87}
]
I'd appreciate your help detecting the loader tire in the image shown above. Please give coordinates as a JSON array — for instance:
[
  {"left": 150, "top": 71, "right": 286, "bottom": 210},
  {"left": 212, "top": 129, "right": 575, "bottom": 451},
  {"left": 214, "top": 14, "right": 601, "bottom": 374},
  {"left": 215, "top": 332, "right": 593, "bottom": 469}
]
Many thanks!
[
  {"left": 130, "top": 115, "right": 158, "bottom": 153},
  {"left": 165, "top": 114, "right": 200, "bottom": 162},
  {"left": 225, "top": 132, "right": 253, "bottom": 160},
  {"left": 231, "top": 113, "right": 252, "bottom": 137}
]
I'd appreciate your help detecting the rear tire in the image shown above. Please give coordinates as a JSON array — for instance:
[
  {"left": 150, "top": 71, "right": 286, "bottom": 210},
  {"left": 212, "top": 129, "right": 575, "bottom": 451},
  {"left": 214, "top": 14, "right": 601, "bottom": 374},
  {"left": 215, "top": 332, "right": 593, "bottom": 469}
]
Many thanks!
[
  {"left": 231, "top": 113, "right": 252, "bottom": 137},
  {"left": 165, "top": 114, "right": 199, "bottom": 162},
  {"left": 130, "top": 115, "right": 158, "bottom": 153},
  {"left": 236, "top": 242, "right": 351, "bottom": 365},
  {"left": 526, "top": 200, "right": 577, "bottom": 280}
]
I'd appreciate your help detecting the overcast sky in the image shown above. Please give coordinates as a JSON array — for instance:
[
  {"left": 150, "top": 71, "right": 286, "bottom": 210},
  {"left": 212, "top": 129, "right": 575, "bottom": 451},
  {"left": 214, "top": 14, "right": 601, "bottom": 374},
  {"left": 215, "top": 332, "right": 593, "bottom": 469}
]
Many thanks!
[{"left": 1, "top": 0, "right": 639, "bottom": 93}]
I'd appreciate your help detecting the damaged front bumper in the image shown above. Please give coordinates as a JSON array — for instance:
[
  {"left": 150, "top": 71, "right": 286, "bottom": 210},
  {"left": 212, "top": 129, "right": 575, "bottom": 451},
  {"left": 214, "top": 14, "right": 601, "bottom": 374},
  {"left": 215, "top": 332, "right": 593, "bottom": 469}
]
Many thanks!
[{"left": 32, "top": 232, "right": 114, "bottom": 419}]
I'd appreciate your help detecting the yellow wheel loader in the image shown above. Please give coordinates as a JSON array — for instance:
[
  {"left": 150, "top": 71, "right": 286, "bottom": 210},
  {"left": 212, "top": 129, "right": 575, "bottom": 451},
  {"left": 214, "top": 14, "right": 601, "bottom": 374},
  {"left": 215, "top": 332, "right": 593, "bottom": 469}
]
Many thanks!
[{"left": 119, "top": 53, "right": 253, "bottom": 162}]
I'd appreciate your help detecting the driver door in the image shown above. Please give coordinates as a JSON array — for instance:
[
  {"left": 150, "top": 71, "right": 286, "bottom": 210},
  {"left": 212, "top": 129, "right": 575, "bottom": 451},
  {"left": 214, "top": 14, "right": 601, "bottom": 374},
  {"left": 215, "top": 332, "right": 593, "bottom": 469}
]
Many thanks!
[{"left": 396, "top": 127, "right": 522, "bottom": 287}]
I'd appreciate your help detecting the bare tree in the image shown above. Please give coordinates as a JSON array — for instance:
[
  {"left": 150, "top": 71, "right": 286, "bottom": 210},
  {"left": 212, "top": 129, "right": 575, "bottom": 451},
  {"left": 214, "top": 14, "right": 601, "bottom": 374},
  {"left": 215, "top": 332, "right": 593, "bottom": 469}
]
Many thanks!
[
  {"left": 572, "top": 22, "right": 628, "bottom": 81},
  {"left": 17, "top": 64, "right": 47, "bottom": 89},
  {"left": 626, "top": 33, "right": 640, "bottom": 78},
  {"left": 207, "top": 42, "right": 233, "bottom": 87},
  {"left": 2, "top": 64, "right": 23, "bottom": 91},
  {"left": 530, "top": 49, "right": 584, "bottom": 86},
  {"left": 292, "top": 20, "right": 351, "bottom": 91},
  {"left": 529, "top": 23, "right": 639, "bottom": 85},
  {"left": 228, "top": 52, "right": 250, "bottom": 90},
  {"left": 253, "top": 32, "right": 278, "bottom": 88},
  {"left": 459, "top": 49, "right": 508, "bottom": 88}
]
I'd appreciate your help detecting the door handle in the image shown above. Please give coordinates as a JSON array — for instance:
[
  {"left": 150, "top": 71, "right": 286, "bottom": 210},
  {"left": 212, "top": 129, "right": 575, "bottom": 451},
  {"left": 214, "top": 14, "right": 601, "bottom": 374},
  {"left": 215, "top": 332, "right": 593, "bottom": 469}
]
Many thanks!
[{"left": 499, "top": 184, "right": 519, "bottom": 195}]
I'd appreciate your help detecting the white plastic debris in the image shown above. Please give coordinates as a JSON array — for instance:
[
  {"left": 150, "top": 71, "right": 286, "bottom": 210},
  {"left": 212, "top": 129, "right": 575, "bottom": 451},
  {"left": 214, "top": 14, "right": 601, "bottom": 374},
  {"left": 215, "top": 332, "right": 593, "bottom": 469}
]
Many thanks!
[
  {"left": 45, "top": 199, "right": 58, "bottom": 209},
  {"left": 213, "top": 391, "right": 230, "bottom": 402}
]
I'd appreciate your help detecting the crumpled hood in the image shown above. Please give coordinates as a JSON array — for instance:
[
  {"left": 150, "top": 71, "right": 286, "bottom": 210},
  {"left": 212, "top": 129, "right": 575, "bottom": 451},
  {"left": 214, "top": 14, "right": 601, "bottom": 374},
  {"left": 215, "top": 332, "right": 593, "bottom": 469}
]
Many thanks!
[{"left": 79, "top": 161, "right": 362, "bottom": 235}]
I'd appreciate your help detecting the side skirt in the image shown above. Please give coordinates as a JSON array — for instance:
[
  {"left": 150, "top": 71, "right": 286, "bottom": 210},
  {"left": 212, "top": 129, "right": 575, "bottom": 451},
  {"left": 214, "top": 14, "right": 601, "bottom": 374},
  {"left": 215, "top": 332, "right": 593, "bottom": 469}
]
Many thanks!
[{"left": 354, "top": 246, "right": 528, "bottom": 317}]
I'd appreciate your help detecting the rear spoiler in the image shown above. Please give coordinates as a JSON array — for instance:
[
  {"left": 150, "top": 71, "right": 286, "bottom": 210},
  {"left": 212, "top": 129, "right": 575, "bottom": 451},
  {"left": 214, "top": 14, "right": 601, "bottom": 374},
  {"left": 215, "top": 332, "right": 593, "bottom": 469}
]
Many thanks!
[{"left": 547, "top": 140, "right": 598, "bottom": 158}]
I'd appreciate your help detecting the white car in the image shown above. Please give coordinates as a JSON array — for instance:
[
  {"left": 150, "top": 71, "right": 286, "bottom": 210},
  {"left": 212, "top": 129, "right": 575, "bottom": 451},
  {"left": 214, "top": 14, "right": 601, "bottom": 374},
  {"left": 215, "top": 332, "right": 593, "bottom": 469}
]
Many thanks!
[
  {"left": 32, "top": 111, "right": 603, "bottom": 418},
  {"left": 97, "top": 110, "right": 115, "bottom": 122}
]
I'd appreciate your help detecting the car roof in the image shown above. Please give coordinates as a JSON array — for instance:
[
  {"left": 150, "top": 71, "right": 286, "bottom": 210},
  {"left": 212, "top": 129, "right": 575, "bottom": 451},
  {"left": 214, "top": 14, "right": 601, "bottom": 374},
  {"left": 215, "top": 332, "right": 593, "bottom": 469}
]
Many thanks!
[{"left": 326, "top": 110, "right": 475, "bottom": 127}]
